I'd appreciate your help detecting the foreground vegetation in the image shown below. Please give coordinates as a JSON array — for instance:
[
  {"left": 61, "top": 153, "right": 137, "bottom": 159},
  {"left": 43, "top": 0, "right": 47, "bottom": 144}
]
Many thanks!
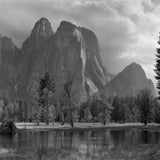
[{"left": 0, "top": 144, "right": 160, "bottom": 160}]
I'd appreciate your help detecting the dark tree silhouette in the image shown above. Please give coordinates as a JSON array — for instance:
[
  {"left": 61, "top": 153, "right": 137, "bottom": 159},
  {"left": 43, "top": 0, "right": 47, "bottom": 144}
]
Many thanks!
[
  {"left": 155, "top": 33, "right": 160, "bottom": 99},
  {"left": 61, "top": 74, "right": 74, "bottom": 127},
  {"left": 38, "top": 72, "right": 55, "bottom": 125},
  {"left": 99, "top": 93, "right": 112, "bottom": 125},
  {"left": 137, "top": 89, "right": 153, "bottom": 125}
]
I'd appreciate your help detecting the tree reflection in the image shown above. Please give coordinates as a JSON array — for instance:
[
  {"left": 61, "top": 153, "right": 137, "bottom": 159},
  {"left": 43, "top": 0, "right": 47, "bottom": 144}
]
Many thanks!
[{"left": 0, "top": 129, "right": 160, "bottom": 160}]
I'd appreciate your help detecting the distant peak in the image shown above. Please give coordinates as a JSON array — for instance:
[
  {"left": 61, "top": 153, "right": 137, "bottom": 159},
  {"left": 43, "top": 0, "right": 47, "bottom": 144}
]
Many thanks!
[
  {"left": 60, "top": 20, "right": 76, "bottom": 28},
  {"left": 129, "top": 62, "right": 140, "bottom": 67},
  {"left": 38, "top": 17, "right": 49, "bottom": 23},
  {"left": 30, "top": 17, "right": 54, "bottom": 39},
  {"left": 125, "top": 62, "right": 143, "bottom": 70},
  {"left": 1, "top": 36, "right": 11, "bottom": 41},
  {"left": 56, "top": 20, "right": 77, "bottom": 34},
  {"left": 1, "top": 36, "right": 13, "bottom": 43},
  {"left": 1, "top": 36, "right": 16, "bottom": 47},
  {"left": 121, "top": 62, "right": 146, "bottom": 78}
]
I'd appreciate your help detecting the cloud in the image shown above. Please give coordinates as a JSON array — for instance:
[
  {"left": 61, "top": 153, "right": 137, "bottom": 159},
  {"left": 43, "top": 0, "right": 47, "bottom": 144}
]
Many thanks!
[{"left": 103, "top": 0, "right": 160, "bottom": 86}]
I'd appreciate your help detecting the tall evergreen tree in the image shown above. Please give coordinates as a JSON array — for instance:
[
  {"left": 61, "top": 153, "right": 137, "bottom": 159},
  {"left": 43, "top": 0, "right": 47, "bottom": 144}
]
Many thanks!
[
  {"left": 99, "top": 93, "right": 112, "bottom": 125},
  {"left": 38, "top": 72, "right": 55, "bottom": 125},
  {"left": 60, "top": 74, "right": 74, "bottom": 127},
  {"left": 155, "top": 34, "right": 160, "bottom": 99},
  {"left": 2, "top": 92, "right": 9, "bottom": 121},
  {"left": 136, "top": 89, "right": 153, "bottom": 125}
]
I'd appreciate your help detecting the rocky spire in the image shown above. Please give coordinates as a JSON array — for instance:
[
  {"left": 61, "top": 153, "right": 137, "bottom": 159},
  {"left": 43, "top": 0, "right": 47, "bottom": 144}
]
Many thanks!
[
  {"left": 21, "top": 18, "right": 54, "bottom": 52},
  {"left": 30, "top": 17, "right": 54, "bottom": 39}
]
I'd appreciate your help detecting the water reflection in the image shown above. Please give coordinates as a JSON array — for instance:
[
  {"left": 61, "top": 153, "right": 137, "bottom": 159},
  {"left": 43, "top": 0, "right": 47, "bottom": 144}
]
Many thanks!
[{"left": 0, "top": 128, "right": 160, "bottom": 159}]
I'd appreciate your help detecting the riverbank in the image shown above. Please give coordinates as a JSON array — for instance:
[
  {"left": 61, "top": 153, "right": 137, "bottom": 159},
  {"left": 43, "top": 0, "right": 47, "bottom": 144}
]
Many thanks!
[{"left": 14, "top": 122, "right": 160, "bottom": 131}]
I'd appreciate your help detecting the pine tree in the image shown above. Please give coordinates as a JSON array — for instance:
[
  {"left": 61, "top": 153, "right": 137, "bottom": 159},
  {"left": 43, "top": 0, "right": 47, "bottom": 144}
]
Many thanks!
[
  {"left": 155, "top": 34, "right": 160, "bottom": 99},
  {"left": 38, "top": 72, "right": 55, "bottom": 125},
  {"left": 2, "top": 92, "right": 9, "bottom": 121},
  {"left": 137, "top": 89, "right": 153, "bottom": 125},
  {"left": 61, "top": 74, "right": 74, "bottom": 127},
  {"left": 99, "top": 93, "right": 112, "bottom": 125}
]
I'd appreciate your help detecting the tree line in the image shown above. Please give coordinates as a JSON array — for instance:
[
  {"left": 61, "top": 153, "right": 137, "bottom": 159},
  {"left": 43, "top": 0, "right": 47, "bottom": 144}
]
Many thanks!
[{"left": 0, "top": 72, "right": 160, "bottom": 127}]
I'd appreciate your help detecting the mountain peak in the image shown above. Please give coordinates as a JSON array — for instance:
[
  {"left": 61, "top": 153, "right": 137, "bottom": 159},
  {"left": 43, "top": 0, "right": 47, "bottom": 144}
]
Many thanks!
[
  {"left": 39, "top": 17, "right": 49, "bottom": 22},
  {"left": 128, "top": 62, "right": 142, "bottom": 68},
  {"left": 1, "top": 36, "right": 13, "bottom": 45},
  {"left": 60, "top": 20, "right": 76, "bottom": 28},
  {"left": 1, "top": 36, "right": 18, "bottom": 52},
  {"left": 30, "top": 17, "right": 54, "bottom": 39},
  {"left": 123, "top": 62, "right": 145, "bottom": 77},
  {"left": 56, "top": 20, "right": 77, "bottom": 33},
  {"left": 101, "top": 62, "right": 155, "bottom": 97}
]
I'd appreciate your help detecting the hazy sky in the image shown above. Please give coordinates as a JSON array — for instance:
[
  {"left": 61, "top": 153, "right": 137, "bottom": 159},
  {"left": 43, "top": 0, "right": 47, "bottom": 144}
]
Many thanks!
[{"left": 0, "top": 0, "right": 159, "bottom": 87}]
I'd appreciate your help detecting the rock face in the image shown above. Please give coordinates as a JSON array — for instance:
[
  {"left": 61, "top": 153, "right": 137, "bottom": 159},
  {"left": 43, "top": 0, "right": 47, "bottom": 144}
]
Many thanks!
[
  {"left": 15, "top": 18, "right": 109, "bottom": 102},
  {"left": 101, "top": 62, "right": 155, "bottom": 97},
  {"left": 1, "top": 18, "right": 154, "bottom": 103},
  {"left": 0, "top": 35, "right": 21, "bottom": 100},
  {"left": 17, "top": 18, "right": 54, "bottom": 98}
]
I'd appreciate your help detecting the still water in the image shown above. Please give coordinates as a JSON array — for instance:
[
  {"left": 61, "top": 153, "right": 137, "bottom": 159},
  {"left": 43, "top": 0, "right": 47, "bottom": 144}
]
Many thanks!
[{"left": 0, "top": 128, "right": 160, "bottom": 160}]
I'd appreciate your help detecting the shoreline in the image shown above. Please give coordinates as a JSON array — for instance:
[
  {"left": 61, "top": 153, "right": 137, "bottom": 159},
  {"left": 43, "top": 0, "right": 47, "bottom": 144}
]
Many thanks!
[{"left": 15, "top": 122, "right": 160, "bottom": 131}]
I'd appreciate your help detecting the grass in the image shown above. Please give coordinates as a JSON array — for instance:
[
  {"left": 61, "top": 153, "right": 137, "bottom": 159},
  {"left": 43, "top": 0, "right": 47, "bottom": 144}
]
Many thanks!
[
  {"left": 0, "top": 144, "right": 160, "bottom": 160},
  {"left": 15, "top": 122, "right": 160, "bottom": 131}
]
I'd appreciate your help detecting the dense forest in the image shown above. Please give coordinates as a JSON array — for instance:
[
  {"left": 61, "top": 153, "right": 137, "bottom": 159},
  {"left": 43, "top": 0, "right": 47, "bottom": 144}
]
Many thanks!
[{"left": 0, "top": 71, "right": 159, "bottom": 127}]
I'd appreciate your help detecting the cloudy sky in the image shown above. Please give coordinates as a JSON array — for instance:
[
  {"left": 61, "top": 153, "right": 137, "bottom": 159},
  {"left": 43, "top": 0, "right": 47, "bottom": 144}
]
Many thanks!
[{"left": 0, "top": 0, "right": 159, "bottom": 87}]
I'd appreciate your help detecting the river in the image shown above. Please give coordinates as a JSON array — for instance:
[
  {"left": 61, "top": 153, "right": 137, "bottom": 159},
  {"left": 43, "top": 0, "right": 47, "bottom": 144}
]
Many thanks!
[{"left": 0, "top": 128, "right": 160, "bottom": 160}]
